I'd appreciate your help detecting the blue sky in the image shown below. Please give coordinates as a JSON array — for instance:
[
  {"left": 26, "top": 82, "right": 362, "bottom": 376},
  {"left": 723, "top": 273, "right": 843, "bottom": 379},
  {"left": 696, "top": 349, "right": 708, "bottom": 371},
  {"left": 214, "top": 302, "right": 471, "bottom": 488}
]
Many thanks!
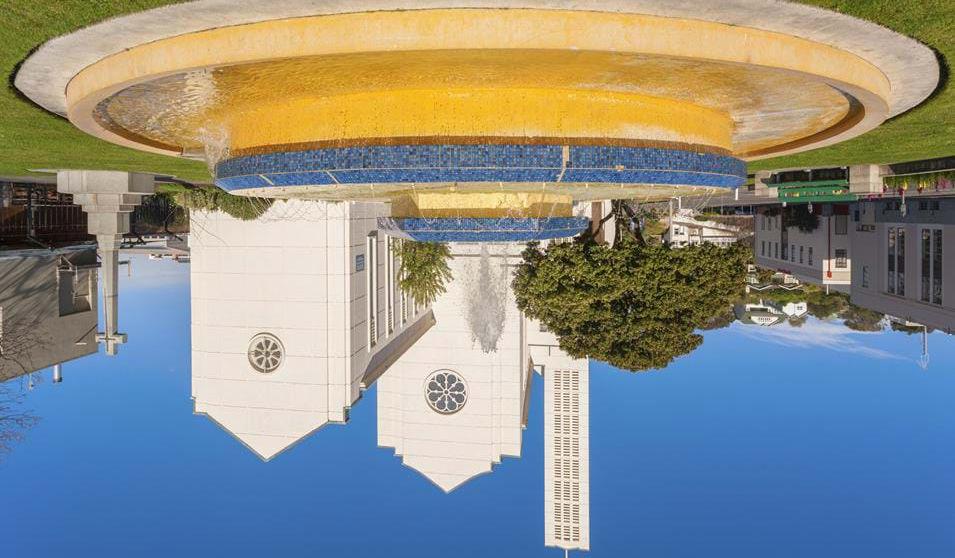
[{"left": 2, "top": 256, "right": 954, "bottom": 557}]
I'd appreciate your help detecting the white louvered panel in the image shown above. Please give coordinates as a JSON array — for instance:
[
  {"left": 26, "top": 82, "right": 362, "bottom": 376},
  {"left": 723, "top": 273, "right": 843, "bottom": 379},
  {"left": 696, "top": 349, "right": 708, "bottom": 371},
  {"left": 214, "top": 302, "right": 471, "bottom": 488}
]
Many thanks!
[{"left": 550, "top": 369, "right": 583, "bottom": 544}]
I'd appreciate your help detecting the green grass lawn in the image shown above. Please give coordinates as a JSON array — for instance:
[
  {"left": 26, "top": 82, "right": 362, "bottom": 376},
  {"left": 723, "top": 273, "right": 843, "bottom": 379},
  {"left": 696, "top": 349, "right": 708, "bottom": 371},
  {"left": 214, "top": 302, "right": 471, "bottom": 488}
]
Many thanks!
[
  {"left": 0, "top": 0, "right": 951, "bottom": 182},
  {"left": 0, "top": 1, "right": 208, "bottom": 181},
  {"left": 753, "top": 0, "right": 955, "bottom": 170}
]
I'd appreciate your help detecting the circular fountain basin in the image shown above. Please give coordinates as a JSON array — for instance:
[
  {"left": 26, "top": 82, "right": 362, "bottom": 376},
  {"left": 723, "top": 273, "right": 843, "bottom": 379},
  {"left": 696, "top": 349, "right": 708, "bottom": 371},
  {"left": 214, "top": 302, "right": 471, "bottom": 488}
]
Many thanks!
[{"left": 14, "top": 1, "right": 939, "bottom": 205}]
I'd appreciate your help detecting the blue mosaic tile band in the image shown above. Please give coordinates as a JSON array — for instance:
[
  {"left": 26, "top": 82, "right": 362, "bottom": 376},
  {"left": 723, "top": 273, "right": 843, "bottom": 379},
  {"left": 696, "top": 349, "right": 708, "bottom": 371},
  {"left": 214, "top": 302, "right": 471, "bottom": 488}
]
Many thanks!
[
  {"left": 216, "top": 144, "right": 745, "bottom": 191},
  {"left": 377, "top": 216, "right": 590, "bottom": 243}
]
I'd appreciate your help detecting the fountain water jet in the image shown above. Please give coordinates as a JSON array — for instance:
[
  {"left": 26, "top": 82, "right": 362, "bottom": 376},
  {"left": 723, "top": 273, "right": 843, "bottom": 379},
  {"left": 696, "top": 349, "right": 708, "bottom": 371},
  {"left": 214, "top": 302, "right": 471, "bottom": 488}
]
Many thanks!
[{"left": 463, "top": 244, "right": 511, "bottom": 353}]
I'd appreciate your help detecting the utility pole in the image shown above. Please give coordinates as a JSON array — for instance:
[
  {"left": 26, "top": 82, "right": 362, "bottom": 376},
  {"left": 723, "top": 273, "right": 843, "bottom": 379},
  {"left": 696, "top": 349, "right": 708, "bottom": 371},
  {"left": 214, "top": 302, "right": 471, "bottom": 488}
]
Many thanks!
[{"left": 919, "top": 325, "right": 930, "bottom": 370}]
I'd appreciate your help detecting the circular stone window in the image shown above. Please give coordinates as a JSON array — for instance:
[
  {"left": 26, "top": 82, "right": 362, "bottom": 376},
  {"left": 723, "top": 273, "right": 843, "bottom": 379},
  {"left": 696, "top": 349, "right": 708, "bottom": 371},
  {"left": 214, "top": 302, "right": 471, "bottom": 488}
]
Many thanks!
[
  {"left": 425, "top": 370, "right": 468, "bottom": 414},
  {"left": 248, "top": 333, "right": 284, "bottom": 373}
]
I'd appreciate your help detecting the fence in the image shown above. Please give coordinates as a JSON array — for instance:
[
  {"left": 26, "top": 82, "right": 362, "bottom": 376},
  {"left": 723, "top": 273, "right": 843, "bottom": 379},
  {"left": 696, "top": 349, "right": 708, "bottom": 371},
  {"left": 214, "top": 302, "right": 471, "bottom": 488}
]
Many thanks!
[{"left": 0, "top": 182, "right": 89, "bottom": 245}]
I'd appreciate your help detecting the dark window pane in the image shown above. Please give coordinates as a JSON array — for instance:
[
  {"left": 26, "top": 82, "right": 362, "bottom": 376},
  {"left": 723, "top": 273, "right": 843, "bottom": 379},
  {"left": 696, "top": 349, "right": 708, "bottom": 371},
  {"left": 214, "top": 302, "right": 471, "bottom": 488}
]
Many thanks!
[
  {"left": 934, "top": 229, "right": 943, "bottom": 305},
  {"left": 921, "top": 229, "right": 931, "bottom": 302},
  {"left": 834, "top": 214, "right": 847, "bottom": 235},
  {"left": 888, "top": 228, "right": 896, "bottom": 294},
  {"left": 898, "top": 228, "right": 905, "bottom": 296}
]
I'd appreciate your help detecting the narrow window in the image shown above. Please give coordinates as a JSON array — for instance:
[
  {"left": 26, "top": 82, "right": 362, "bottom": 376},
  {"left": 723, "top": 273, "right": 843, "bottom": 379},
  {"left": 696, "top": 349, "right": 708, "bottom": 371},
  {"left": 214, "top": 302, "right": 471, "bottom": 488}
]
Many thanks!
[
  {"left": 799, "top": 246, "right": 804, "bottom": 264},
  {"left": 922, "top": 228, "right": 943, "bottom": 305},
  {"left": 921, "top": 229, "right": 931, "bottom": 302},
  {"left": 887, "top": 227, "right": 906, "bottom": 296},
  {"left": 808, "top": 247, "right": 813, "bottom": 267},
  {"left": 366, "top": 232, "right": 379, "bottom": 349},
  {"left": 898, "top": 228, "right": 906, "bottom": 296},
  {"left": 386, "top": 236, "right": 395, "bottom": 335},
  {"left": 834, "top": 214, "right": 847, "bottom": 235},
  {"left": 933, "top": 229, "right": 943, "bottom": 305},
  {"left": 887, "top": 227, "right": 896, "bottom": 294},
  {"left": 862, "top": 265, "right": 869, "bottom": 288}
]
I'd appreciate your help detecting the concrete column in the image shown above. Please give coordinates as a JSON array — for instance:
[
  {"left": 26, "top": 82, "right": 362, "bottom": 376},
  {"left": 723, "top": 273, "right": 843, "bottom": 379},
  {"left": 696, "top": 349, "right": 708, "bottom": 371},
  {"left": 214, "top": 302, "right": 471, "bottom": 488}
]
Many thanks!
[
  {"left": 96, "top": 233, "right": 127, "bottom": 355},
  {"left": 849, "top": 164, "right": 883, "bottom": 194},
  {"left": 56, "top": 171, "right": 155, "bottom": 356},
  {"left": 753, "top": 170, "right": 777, "bottom": 199}
]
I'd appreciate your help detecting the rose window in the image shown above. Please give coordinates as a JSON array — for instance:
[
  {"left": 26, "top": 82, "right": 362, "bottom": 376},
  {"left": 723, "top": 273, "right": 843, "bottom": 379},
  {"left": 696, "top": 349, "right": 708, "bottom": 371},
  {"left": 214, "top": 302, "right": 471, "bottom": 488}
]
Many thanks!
[
  {"left": 425, "top": 370, "right": 468, "bottom": 414},
  {"left": 248, "top": 333, "right": 284, "bottom": 373}
]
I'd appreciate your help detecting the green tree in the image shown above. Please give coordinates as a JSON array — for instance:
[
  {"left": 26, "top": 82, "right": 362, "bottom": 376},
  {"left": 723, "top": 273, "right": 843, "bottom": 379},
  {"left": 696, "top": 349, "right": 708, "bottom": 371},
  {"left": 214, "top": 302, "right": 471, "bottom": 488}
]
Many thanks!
[
  {"left": 840, "top": 304, "right": 885, "bottom": 332},
  {"left": 158, "top": 183, "right": 272, "bottom": 221},
  {"left": 788, "top": 315, "right": 808, "bottom": 328},
  {"left": 783, "top": 204, "right": 819, "bottom": 233},
  {"left": 397, "top": 240, "right": 453, "bottom": 306},
  {"left": 512, "top": 219, "right": 749, "bottom": 372},
  {"left": 700, "top": 305, "right": 737, "bottom": 331},
  {"left": 215, "top": 190, "right": 272, "bottom": 221},
  {"left": 806, "top": 290, "right": 849, "bottom": 319}
]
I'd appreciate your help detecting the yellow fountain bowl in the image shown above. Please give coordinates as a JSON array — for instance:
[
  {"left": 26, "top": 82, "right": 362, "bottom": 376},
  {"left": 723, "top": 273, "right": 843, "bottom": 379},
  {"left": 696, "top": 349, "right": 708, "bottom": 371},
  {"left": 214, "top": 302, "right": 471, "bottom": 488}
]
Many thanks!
[
  {"left": 391, "top": 191, "right": 575, "bottom": 219},
  {"left": 66, "top": 8, "right": 891, "bottom": 160}
]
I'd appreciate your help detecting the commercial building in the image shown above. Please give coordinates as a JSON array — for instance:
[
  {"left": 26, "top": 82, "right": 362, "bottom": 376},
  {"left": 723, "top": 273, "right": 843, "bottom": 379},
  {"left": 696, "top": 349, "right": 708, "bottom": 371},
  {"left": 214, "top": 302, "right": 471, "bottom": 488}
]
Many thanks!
[
  {"left": 754, "top": 203, "right": 852, "bottom": 291},
  {"left": 850, "top": 197, "right": 954, "bottom": 333}
]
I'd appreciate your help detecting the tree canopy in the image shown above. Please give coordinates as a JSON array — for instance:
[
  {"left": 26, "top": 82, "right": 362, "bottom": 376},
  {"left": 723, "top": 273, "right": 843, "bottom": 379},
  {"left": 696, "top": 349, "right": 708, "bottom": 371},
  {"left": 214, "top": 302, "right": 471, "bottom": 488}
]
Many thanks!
[
  {"left": 157, "top": 183, "right": 272, "bottom": 221},
  {"left": 783, "top": 204, "right": 820, "bottom": 233},
  {"left": 397, "top": 240, "right": 453, "bottom": 306},
  {"left": 512, "top": 225, "right": 749, "bottom": 372},
  {"left": 840, "top": 303, "right": 885, "bottom": 332}
]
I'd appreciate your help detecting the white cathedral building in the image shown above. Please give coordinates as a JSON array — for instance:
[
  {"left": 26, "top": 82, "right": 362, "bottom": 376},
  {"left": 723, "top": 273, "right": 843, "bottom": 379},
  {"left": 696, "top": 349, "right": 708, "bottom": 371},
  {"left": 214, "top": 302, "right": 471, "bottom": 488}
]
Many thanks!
[
  {"left": 376, "top": 243, "right": 530, "bottom": 492},
  {"left": 188, "top": 202, "right": 591, "bottom": 553},
  {"left": 377, "top": 242, "right": 591, "bottom": 552},
  {"left": 189, "top": 200, "right": 433, "bottom": 460}
]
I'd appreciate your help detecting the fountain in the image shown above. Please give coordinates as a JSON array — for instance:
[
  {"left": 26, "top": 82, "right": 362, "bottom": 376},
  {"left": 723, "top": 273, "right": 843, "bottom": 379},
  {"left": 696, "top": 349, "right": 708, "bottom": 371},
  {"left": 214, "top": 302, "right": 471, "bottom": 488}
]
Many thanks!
[
  {"left": 14, "top": 2, "right": 938, "bottom": 244},
  {"left": 10, "top": 2, "right": 942, "bottom": 402}
]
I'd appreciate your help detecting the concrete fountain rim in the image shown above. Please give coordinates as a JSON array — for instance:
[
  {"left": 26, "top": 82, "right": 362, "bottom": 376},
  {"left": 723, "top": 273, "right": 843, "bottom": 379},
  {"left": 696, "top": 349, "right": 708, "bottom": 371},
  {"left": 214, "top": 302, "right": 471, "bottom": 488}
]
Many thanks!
[{"left": 15, "top": 0, "right": 938, "bottom": 121}]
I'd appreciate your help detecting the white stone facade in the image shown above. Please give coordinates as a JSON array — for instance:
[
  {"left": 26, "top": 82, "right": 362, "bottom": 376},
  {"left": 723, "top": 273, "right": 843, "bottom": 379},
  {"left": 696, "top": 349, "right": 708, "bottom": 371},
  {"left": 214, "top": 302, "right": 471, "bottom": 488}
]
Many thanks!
[
  {"left": 377, "top": 244, "right": 529, "bottom": 492},
  {"left": 376, "top": 244, "right": 590, "bottom": 550},
  {"left": 190, "top": 200, "right": 430, "bottom": 460},
  {"left": 526, "top": 319, "right": 591, "bottom": 552}
]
